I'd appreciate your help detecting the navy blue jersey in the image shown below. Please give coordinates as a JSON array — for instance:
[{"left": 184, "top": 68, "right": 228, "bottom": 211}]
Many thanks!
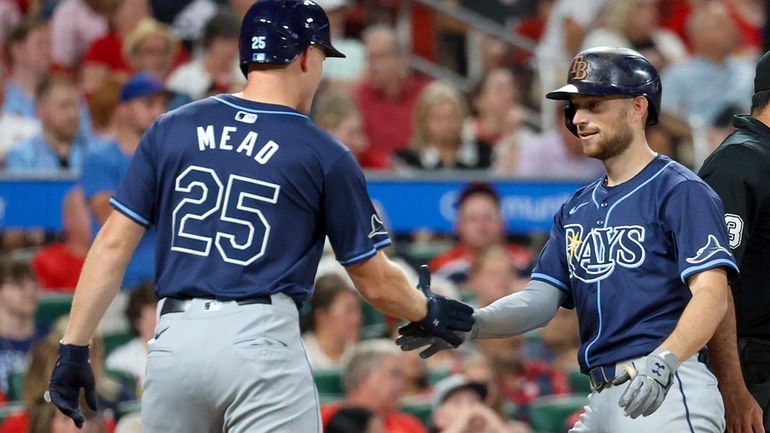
[
  {"left": 532, "top": 155, "right": 738, "bottom": 372},
  {"left": 110, "top": 94, "right": 391, "bottom": 301}
]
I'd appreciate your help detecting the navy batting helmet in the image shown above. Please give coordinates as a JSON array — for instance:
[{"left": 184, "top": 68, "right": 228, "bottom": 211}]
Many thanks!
[
  {"left": 239, "top": 0, "right": 345, "bottom": 75},
  {"left": 546, "top": 47, "right": 661, "bottom": 136}
]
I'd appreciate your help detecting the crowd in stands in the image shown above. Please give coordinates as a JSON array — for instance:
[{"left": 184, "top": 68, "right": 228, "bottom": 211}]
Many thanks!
[{"left": 0, "top": 0, "right": 767, "bottom": 432}]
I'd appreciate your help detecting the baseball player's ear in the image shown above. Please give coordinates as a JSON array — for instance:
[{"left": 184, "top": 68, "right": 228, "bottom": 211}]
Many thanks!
[
  {"left": 299, "top": 47, "right": 313, "bottom": 73},
  {"left": 631, "top": 96, "right": 648, "bottom": 123}
]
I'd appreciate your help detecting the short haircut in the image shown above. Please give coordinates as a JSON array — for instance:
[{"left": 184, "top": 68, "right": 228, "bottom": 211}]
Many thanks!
[
  {"left": 0, "top": 255, "right": 35, "bottom": 287},
  {"left": 751, "top": 90, "right": 770, "bottom": 115},
  {"left": 203, "top": 7, "right": 240, "bottom": 48},
  {"left": 361, "top": 24, "right": 404, "bottom": 54},
  {"left": 35, "top": 74, "right": 76, "bottom": 102},
  {"left": 5, "top": 15, "right": 48, "bottom": 61},
  {"left": 342, "top": 339, "right": 399, "bottom": 393},
  {"left": 124, "top": 281, "right": 157, "bottom": 335},
  {"left": 313, "top": 92, "right": 359, "bottom": 131},
  {"left": 308, "top": 274, "right": 355, "bottom": 331},
  {"left": 123, "top": 18, "right": 179, "bottom": 61},
  {"left": 457, "top": 182, "right": 501, "bottom": 210}
]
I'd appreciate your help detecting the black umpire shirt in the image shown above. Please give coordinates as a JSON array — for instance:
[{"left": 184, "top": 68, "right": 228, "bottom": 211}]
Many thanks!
[{"left": 699, "top": 115, "right": 770, "bottom": 339}]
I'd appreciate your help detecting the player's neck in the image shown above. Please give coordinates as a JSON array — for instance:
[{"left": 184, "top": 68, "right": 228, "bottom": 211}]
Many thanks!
[
  {"left": 603, "top": 142, "right": 658, "bottom": 187},
  {"left": 752, "top": 109, "right": 770, "bottom": 129},
  {"left": 238, "top": 75, "right": 304, "bottom": 112}
]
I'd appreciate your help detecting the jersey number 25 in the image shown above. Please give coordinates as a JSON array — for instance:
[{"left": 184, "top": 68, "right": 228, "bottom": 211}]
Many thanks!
[{"left": 171, "top": 165, "right": 280, "bottom": 266}]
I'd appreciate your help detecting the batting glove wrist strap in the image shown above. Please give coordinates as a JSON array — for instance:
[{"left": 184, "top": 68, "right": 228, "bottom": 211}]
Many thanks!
[
  {"left": 58, "top": 342, "right": 90, "bottom": 364},
  {"left": 617, "top": 346, "right": 681, "bottom": 418}
]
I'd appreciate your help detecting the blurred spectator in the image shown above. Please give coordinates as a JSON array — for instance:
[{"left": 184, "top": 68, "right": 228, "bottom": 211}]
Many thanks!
[
  {"left": 725, "top": 0, "right": 765, "bottom": 57},
  {"left": 539, "top": 308, "right": 580, "bottom": 373},
  {"left": 87, "top": 72, "right": 125, "bottom": 142},
  {"left": 466, "top": 246, "right": 527, "bottom": 308},
  {"left": 31, "top": 187, "right": 91, "bottom": 291},
  {"left": 302, "top": 274, "right": 361, "bottom": 370},
  {"left": 166, "top": 7, "right": 245, "bottom": 100},
  {"left": 49, "top": 0, "right": 108, "bottom": 71},
  {"left": 0, "top": 0, "right": 20, "bottom": 45},
  {"left": 171, "top": 0, "right": 253, "bottom": 45},
  {"left": 535, "top": 0, "right": 606, "bottom": 130},
  {"left": 706, "top": 104, "right": 742, "bottom": 153},
  {"left": 582, "top": 0, "right": 687, "bottom": 71},
  {"left": 465, "top": 68, "right": 523, "bottom": 149},
  {"left": 393, "top": 81, "right": 492, "bottom": 171},
  {"left": 81, "top": 73, "right": 165, "bottom": 290},
  {"left": 5, "top": 76, "right": 89, "bottom": 173},
  {"left": 462, "top": 354, "right": 504, "bottom": 416},
  {"left": 510, "top": 107, "right": 604, "bottom": 179},
  {"left": 105, "top": 281, "right": 156, "bottom": 386},
  {"left": 2, "top": 15, "right": 51, "bottom": 118},
  {"left": 320, "top": 339, "right": 427, "bottom": 433},
  {"left": 123, "top": 18, "right": 180, "bottom": 82},
  {"left": 661, "top": 2, "right": 754, "bottom": 125},
  {"left": 355, "top": 25, "right": 429, "bottom": 168},
  {"left": 0, "top": 257, "right": 44, "bottom": 402},
  {"left": 429, "top": 375, "right": 525, "bottom": 433},
  {"left": 0, "top": 54, "right": 39, "bottom": 159},
  {"left": 327, "top": 406, "right": 386, "bottom": 433},
  {"left": 399, "top": 351, "right": 429, "bottom": 398},
  {"left": 475, "top": 335, "right": 569, "bottom": 410},
  {"left": 314, "top": 91, "right": 386, "bottom": 168},
  {"left": 0, "top": 317, "right": 126, "bottom": 433},
  {"left": 315, "top": 0, "right": 365, "bottom": 91},
  {"left": 429, "top": 183, "right": 532, "bottom": 286},
  {"left": 82, "top": 0, "right": 151, "bottom": 94}
]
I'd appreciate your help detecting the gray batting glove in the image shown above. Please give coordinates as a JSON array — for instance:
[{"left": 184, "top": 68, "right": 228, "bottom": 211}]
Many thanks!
[{"left": 618, "top": 347, "right": 681, "bottom": 418}]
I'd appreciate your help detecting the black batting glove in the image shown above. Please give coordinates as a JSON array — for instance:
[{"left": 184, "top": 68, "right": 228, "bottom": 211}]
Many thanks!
[
  {"left": 47, "top": 343, "right": 97, "bottom": 428},
  {"left": 412, "top": 265, "right": 474, "bottom": 347}
]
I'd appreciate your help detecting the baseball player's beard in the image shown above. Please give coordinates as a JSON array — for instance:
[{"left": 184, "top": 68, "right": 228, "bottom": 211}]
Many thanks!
[{"left": 585, "top": 119, "right": 633, "bottom": 161}]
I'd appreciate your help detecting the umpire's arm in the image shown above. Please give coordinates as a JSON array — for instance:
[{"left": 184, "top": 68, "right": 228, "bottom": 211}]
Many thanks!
[
  {"left": 346, "top": 251, "right": 428, "bottom": 322},
  {"left": 62, "top": 212, "right": 144, "bottom": 345},
  {"left": 660, "top": 268, "right": 729, "bottom": 362}
]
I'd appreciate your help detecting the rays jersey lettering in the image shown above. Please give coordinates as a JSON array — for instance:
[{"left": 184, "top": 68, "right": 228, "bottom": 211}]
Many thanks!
[{"left": 565, "top": 224, "right": 645, "bottom": 282}]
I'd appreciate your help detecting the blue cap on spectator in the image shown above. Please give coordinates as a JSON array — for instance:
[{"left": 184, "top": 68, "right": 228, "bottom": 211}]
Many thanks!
[{"left": 120, "top": 73, "right": 167, "bottom": 103}]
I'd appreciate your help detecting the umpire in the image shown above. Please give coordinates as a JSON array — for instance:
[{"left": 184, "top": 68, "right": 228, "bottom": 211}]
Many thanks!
[{"left": 700, "top": 50, "right": 770, "bottom": 432}]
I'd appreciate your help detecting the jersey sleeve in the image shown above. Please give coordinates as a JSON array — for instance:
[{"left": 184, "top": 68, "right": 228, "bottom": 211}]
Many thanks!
[
  {"left": 698, "top": 145, "right": 764, "bottom": 266},
  {"left": 322, "top": 151, "right": 391, "bottom": 266},
  {"left": 111, "top": 124, "right": 159, "bottom": 228},
  {"left": 530, "top": 207, "right": 574, "bottom": 308},
  {"left": 664, "top": 180, "right": 739, "bottom": 283}
]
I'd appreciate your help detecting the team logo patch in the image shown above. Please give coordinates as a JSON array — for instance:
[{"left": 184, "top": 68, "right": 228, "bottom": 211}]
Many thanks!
[
  {"left": 570, "top": 56, "right": 589, "bottom": 81},
  {"left": 685, "top": 234, "right": 730, "bottom": 264},
  {"left": 369, "top": 214, "right": 387, "bottom": 239},
  {"left": 566, "top": 224, "right": 646, "bottom": 282}
]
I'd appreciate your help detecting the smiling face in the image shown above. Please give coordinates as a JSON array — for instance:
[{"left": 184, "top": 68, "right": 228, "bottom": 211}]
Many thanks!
[{"left": 569, "top": 94, "right": 645, "bottom": 160}]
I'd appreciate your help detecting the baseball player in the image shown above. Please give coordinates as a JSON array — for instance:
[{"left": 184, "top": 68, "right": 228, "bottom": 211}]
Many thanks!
[
  {"left": 399, "top": 47, "right": 739, "bottom": 433},
  {"left": 45, "top": 1, "right": 474, "bottom": 432},
  {"left": 699, "top": 50, "right": 770, "bottom": 433}
]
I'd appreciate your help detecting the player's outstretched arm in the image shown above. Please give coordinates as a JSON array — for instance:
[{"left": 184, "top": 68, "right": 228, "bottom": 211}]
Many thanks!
[
  {"left": 346, "top": 250, "right": 430, "bottom": 322},
  {"left": 707, "top": 290, "right": 764, "bottom": 433},
  {"left": 49, "top": 211, "right": 144, "bottom": 427},
  {"left": 397, "top": 279, "right": 564, "bottom": 358}
]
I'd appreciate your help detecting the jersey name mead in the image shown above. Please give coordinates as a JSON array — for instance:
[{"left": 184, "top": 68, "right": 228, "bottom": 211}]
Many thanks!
[{"left": 565, "top": 223, "right": 646, "bottom": 283}]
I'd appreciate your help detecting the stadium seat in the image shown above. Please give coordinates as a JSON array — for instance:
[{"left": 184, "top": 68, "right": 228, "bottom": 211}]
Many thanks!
[
  {"left": 0, "top": 402, "right": 23, "bottom": 424},
  {"left": 528, "top": 394, "right": 587, "bottom": 433},
  {"left": 103, "top": 331, "right": 135, "bottom": 356},
  {"left": 426, "top": 368, "right": 449, "bottom": 385},
  {"left": 401, "top": 401, "right": 432, "bottom": 424},
  {"left": 312, "top": 368, "right": 345, "bottom": 395},
  {"left": 116, "top": 399, "right": 141, "bottom": 418},
  {"left": 568, "top": 370, "right": 592, "bottom": 395},
  {"left": 6, "top": 371, "right": 24, "bottom": 401},
  {"left": 360, "top": 302, "right": 387, "bottom": 339},
  {"left": 35, "top": 294, "right": 73, "bottom": 325}
]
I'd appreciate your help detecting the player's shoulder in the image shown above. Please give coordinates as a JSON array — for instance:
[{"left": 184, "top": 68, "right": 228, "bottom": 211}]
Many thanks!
[{"left": 654, "top": 155, "right": 710, "bottom": 189}]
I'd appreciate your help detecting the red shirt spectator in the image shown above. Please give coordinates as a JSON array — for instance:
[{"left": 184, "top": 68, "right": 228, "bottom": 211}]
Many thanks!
[
  {"left": 500, "top": 360, "right": 570, "bottom": 407},
  {"left": 355, "top": 75, "right": 428, "bottom": 167},
  {"left": 321, "top": 403, "right": 427, "bottom": 433},
  {"left": 31, "top": 244, "right": 85, "bottom": 292}
]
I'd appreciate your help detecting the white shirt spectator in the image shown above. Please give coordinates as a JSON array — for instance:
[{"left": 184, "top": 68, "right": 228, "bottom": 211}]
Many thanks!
[
  {"left": 50, "top": 0, "right": 108, "bottom": 69},
  {"left": 166, "top": 57, "right": 246, "bottom": 100},
  {"left": 0, "top": 114, "right": 39, "bottom": 160},
  {"left": 582, "top": 28, "right": 687, "bottom": 67},
  {"left": 105, "top": 337, "right": 146, "bottom": 382},
  {"left": 515, "top": 129, "right": 605, "bottom": 179}
]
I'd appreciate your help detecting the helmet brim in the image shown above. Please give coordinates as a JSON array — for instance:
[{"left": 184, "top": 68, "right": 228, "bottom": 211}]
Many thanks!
[
  {"left": 545, "top": 84, "right": 581, "bottom": 100},
  {"left": 317, "top": 42, "right": 346, "bottom": 58}
]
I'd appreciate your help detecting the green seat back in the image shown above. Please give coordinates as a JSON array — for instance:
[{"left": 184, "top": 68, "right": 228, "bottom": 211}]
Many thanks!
[
  {"left": 568, "top": 370, "right": 592, "bottom": 395},
  {"left": 35, "top": 294, "right": 73, "bottom": 325},
  {"left": 400, "top": 401, "right": 432, "bottom": 425},
  {"left": 528, "top": 394, "right": 588, "bottom": 433},
  {"left": 313, "top": 368, "right": 344, "bottom": 395}
]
